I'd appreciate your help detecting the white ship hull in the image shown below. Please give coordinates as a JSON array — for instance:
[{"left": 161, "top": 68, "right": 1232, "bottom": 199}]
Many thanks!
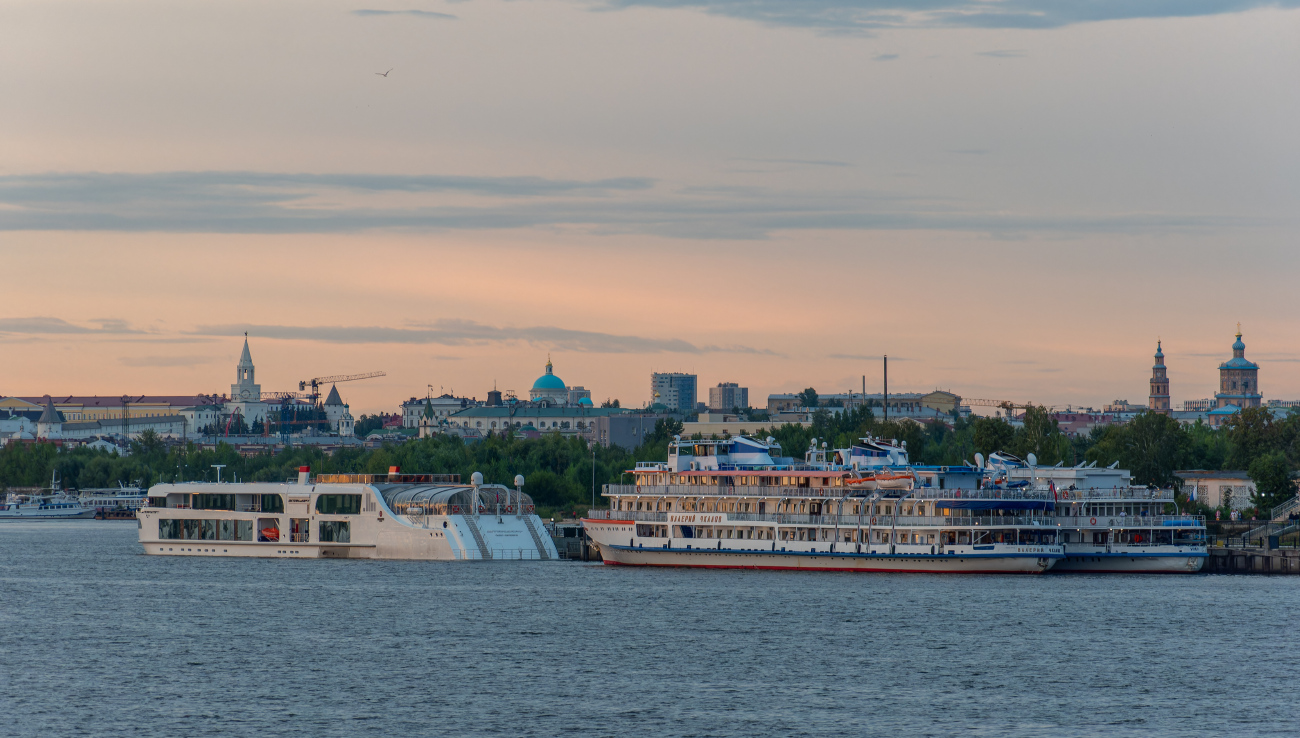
[
  {"left": 138, "top": 479, "right": 559, "bottom": 561},
  {"left": 1053, "top": 548, "right": 1206, "bottom": 573},
  {"left": 140, "top": 509, "right": 556, "bottom": 560},
  {"left": 0, "top": 503, "right": 95, "bottom": 520},
  {"left": 0, "top": 510, "right": 95, "bottom": 520},
  {"left": 586, "top": 521, "right": 1061, "bottom": 574}
]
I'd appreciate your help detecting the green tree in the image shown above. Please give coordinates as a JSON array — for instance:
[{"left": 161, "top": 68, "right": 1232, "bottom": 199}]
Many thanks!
[
  {"left": 132, "top": 429, "right": 164, "bottom": 455},
  {"left": 1009, "top": 405, "right": 1065, "bottom": 464},
  {"left": 1248, "top": 451, "right": 1295, "bottom": 513},
  {"left": 1224, "top": 406, "right": 1278, "bottom": 469},
  {"left": 1086, "top": 411, "right": 1189, "bottom": 487},
  {"left": 972, "top": 417, "right": 1014, "bottom": 457},
  {"left": 797, "top": 387, "right": 819, "bottom": 409}
]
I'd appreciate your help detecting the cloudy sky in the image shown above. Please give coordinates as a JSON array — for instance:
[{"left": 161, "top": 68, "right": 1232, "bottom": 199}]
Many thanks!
[{"left": 2, "top": 0, "right": 1297, "bottom": 413}]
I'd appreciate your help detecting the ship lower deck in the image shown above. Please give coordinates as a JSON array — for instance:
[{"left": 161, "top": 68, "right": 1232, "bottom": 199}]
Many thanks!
[{"left": 595, "top": 541, "right": 1059, "bottom": 573}]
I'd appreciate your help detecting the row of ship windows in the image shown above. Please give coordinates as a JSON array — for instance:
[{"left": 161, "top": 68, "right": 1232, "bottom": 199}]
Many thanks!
[
  {"left": 158, "top": 519, "right": 352, "bottom": 543},
  {"left": 618, "top": 499, "right": 921, "bottom": 516},
  {"left": 636, "top": 525, "right": 1059, "bottom": 545},
  {"left": 180, "top": 493, "right": 362, "bottom": 515}
]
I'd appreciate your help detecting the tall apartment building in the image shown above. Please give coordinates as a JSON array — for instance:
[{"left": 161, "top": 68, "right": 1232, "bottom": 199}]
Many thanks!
[
  {"left": 651, "top": 372, "right": 697, "bottom": 412},
  {"left": 708, "top": 382, "right": 748, "bottom": 411}
]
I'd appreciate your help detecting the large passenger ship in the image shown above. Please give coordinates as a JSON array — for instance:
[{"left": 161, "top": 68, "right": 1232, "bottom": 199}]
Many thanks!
[
  {"left": 137, "top": 467, "right": 558, "bottom": 560},
  {"left": 583, "top": 436, "right": 1063, "bottom": 573},
  {"left": 981, "top": 453, "right": 1206, "bottom": 573}
]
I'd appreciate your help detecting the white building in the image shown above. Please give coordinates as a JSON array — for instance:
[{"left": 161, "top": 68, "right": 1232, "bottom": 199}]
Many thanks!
[
  {"left": 401, "top": 394, "right": 475, "bottom": 428},
  {"left": 338, "top": 405, "right": 355, "bottom": 438},
  {"left": 1174, "top": 471, "right": 1255, "bottom": 511},
  {"left": 323, "top": 385, "right": 347, "bottom": 430},
  {"left": 227, "top": 336, "right": 271, "bottom": 425},
  {"left": 36, "top": 397, "right": 62, "bottom": 440}
]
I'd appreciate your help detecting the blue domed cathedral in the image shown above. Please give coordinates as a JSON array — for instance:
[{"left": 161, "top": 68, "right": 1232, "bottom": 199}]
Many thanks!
[
  {"left": 1215, "top": 325, "right": 1261, "bottom": 410},
  {"left": 1147, "top": 326, "right": 1263, "bottom": 424}
]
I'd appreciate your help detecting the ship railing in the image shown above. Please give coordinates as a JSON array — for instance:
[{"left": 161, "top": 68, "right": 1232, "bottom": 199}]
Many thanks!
[
  {"left": 445, "top": 504, "right": 536, "bottom": 515},
  {"left": 313, "top": 473, "right": 462, "bottom": 485},
  {"left": 602, "top": 483, "right": 1057, "bottom": 501},
  {"left": 584, "top": 509, "right": 1053, "bottom": 527},
  {"left": 1055, "top": 515, "right": 1204, "bottom": 527},
  {"left": 1053, "top": 488, "right": 1175, "bottom": 501}
]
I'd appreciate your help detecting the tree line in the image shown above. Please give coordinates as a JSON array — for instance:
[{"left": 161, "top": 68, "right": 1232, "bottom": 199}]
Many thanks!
[
  {"left": 743, "top": 403, "right": 1298, "bottom": 514},
  {"left": 0, "top": 421, "right": 687, "bottom": 517},
  {"left": 3, "top": 406, "right": 1297, "bottom": 516}
]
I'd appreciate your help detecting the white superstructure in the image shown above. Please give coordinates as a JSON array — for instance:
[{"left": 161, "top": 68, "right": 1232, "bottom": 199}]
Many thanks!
[
  {"left": 983, "top": 453, "right": 1206, "bottom": 573},
  {"left": 0, "top": 492, "right": 95, "bottom": 520},
  {"left": 137, "top": 468, "right": 558, "bottom": 560},
  {"left": 584, "top": 436, "right": 1063, "bottom": 573}
]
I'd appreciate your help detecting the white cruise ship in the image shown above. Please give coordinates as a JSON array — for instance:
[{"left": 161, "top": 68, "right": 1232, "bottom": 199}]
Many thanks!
[
  {"left": 137, "top": 467, "right": 558, "bottom": 560},
  {"left": 583, "top": 436, "right": 1063, "bottom": 573},
  {"left": 982, "top": 453, "right": 1206, "bottom": 573}
]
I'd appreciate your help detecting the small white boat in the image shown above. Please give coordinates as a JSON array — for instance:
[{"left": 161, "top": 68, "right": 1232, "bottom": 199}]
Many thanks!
[
  {"left": 0, "top": 472, "right": 95, "bottom": 520},
  {"left": 0, "top": 493, "right": 95, "bottom": 520}
]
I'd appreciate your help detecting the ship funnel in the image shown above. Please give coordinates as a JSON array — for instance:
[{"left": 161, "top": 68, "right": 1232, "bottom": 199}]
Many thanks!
[{"left": 297, "top": 466, "right": 310, "bottom": 485}]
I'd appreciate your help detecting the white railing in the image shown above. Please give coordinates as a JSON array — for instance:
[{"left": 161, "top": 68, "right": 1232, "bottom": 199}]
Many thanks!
[
  {"left": 585, "top": 509, "right": 1054, "bottom": 527},
  {"left": 1272, "top": 496, "right": 1300, "bottom": 521},
  {"left": 1055, "top": 515, "right": 1204, "bottom": 527},
  {"left": 602, "top": 483, "right": 1056, "bottom": 502}
]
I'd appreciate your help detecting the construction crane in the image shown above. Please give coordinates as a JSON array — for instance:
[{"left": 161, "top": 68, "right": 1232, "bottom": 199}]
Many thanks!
[{"left": 299, "top": 371, "right": 386, "bottom": 403}]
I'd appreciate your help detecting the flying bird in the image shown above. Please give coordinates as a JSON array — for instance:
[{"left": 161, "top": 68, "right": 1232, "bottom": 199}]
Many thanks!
[{"left": 375, "top": 68, "right": 392, "bottom": 77}]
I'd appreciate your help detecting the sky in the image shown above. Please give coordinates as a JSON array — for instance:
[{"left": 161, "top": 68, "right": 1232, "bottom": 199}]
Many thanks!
[{"left": 1, "top": 0, "right": 1297, "bottom": 414}]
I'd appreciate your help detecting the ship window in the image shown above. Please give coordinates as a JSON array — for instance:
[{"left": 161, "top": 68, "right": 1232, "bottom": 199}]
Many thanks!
[
  {"left": 260, "top": 494, "right": 284, "bottom": 513},
  {"left": 159, "top": 519, "right": 181, "bottom": 539},
  {"left": 316, "top": 494, "right": 362, "bottom": 515},
  {"left": 192, "top": 493, "right": 235, "bottom": 511}
]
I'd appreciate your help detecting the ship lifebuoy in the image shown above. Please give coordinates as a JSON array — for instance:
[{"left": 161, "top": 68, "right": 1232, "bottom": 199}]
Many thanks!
[
  {"left": 870, "top": 516, "right": 877, "bottom": 525},
  {"left": 1089, "top": 517, "right": 1097, "bottom": 525}
]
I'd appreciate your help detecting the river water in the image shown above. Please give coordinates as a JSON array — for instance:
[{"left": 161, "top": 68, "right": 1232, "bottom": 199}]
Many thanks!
[{"left": 1, "top": 521, "right": 1296, "bottom": 737}]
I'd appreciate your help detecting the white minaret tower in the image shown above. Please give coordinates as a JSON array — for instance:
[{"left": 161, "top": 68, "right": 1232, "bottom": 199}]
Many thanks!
[
  {"left": 338, "top": 404, "right": 355, "bottom": 438},
  {"left": 231, "top": 333, "right": 261, "bottom": 401}
]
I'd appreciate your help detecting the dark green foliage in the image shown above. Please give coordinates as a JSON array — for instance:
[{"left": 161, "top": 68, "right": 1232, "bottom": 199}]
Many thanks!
[
  {"left": 972, "top": 417, "right": 1015, "bottom": 457},
  {"left": 353, "top": 414, "right": 387, "bottom": 437},
  {"left": 797, "top": 388, "right": 819, "bottom": 409},
  {"left": 1085, "top": 411, "right": 1189, "bottom": 487},
  {"left": 0, "top": 427, "right": 682, "bottom": 516},
  {"left": 1248, "top": 451, "right": 1295, "bottom": 512}
]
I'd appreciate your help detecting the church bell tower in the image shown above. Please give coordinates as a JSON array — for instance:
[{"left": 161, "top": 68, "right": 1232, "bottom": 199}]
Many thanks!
[
  {"left": 231, "top": 333, "right": 261, "bottom": 401},
  {"left": 1149, "top": 340, "right": 1170, "bottom": 414}
]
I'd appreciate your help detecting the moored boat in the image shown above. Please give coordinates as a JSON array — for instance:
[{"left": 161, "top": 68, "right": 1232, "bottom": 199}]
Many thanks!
[
  {"left": 583, "top": 436, "right": 1063, "bottom": 573},
  {"left": 978, "top": 452, "right": 1206, "bottom": 573},
  {"left": 137, "top": 467, "right": 559, "bottom": 560}
]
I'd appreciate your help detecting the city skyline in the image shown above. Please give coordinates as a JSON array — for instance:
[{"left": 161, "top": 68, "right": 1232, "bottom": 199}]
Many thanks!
[
  {"left": 2, "top": 1, "right": 1297, "bottom": 414},
  {"left": 0, "top": 325, "right": 1288, "bottom": 416}
]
